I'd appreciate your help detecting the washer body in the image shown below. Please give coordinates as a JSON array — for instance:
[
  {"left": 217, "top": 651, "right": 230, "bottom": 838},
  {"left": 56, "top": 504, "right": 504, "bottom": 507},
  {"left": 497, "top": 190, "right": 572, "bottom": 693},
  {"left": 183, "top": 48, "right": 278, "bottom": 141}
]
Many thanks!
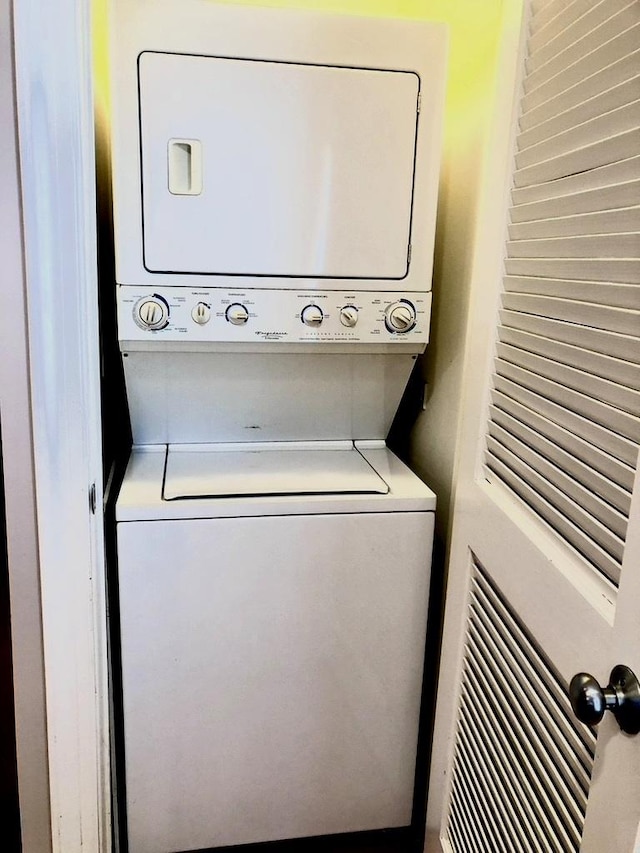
[{"left": 116, "top": 443, "right": 435, "bottom": 853}]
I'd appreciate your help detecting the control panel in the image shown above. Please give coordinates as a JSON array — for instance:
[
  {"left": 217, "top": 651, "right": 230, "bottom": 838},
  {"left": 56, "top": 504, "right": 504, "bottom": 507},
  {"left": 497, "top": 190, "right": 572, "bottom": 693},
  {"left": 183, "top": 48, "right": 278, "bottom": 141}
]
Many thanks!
[{"left": 118, "top": 288, "right": 431, "bottom": 344}]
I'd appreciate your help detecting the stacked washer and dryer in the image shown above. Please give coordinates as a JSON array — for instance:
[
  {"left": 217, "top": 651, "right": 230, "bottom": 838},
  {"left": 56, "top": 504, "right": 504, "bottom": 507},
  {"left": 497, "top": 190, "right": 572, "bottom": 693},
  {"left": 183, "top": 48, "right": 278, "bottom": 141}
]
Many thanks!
[{"left": 109, "top": 2, "right": 447, "bottom": 851}]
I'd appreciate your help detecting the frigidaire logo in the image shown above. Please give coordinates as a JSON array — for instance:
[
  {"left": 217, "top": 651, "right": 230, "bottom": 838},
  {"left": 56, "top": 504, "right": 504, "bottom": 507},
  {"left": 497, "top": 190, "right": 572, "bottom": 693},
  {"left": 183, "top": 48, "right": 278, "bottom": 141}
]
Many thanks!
[{"left": 255, "top": 331, "right": 288, "bottom": 337}]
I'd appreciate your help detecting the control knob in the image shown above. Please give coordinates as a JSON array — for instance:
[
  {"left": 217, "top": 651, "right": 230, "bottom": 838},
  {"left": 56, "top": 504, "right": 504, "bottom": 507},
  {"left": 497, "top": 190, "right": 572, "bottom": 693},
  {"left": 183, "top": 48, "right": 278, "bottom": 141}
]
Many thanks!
[
  {"left": 385, "top": 300, "right": 416, "bottom": 334},
  {"left": 226, "top": 303, "right": 249, "bottom": 325},
  {"left": 339, "top": 305, "right": 358, "bottom": 328},
  {"left": 134, "top": 296, "right": 169, "bottom": 331},
  {"left": 301, "top": 304, "right": 324, "bottom": 327},
  {"left": 191, "top": 302, "right": 211, "bottom": 325}
]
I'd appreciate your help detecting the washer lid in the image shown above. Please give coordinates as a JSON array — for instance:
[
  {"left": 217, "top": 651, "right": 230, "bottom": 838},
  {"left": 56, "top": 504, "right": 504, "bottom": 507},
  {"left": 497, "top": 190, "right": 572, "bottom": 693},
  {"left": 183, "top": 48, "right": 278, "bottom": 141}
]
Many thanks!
[{"left": 163, "top": 442, "right": 389, "bottom": 500}]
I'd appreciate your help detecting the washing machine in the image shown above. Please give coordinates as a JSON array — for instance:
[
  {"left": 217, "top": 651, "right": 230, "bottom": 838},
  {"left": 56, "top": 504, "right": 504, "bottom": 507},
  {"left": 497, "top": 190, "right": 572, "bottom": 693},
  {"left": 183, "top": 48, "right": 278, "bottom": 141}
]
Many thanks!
[
  {"left": 116, "top": 442, "right": 435, "bottom": 851},
  {"left": 109, "top": 2, "right": 447, "bottom": 851}
]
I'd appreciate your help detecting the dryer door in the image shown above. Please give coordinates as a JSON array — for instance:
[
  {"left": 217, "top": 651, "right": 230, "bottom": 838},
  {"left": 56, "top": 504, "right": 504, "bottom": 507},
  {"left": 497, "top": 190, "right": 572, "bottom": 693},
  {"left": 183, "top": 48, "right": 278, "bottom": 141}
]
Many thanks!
[{"left": 138, "top": 52, "right": 419, "bottom": 280}]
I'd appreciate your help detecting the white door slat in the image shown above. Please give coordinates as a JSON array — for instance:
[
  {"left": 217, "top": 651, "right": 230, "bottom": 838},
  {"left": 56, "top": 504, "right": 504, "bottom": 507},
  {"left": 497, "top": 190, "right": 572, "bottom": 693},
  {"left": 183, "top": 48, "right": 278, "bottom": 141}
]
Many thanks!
[
  {"left": 498, "top": 325, "right": 640, "bottom": 392},
  {"left": 456, "top": 740, "right": 517, "bottom": 853},
  {"left": 488, "top": 424, "right": 628, "bottom": 545},
  {"left": 469, "top": 605, "right": 593, "bottom": 810},
  {"left": 466, "top": 643, "right": 582, "bottom": 850},
  {"left": 466, "top": 636, "right": 585, "bottom": 846},
  {"left": 497, "top": 340, "right": 640, "bottom": 417},
  {"left": 493, "top": 374, "right": 638, "bottom": 467},
  {"left": 529, "top": 0, "right": 588, "bottom": 38},
  {"left": 501, "top": 294, "right": 640, "bottom": 338},
  {"left": 507, "top": 232, "right": 640, "bottom": 259},
  {"left": 449, "top": 797, "right": 482, "bottom": 853},
  {"left": 495, "top": 358, "right": 640, "bottom": 443},
  {"left": 492, "top": 389, "right": 636, "bottom": 495},
  {"left": 505, "top": 257, "right": 640, "bottom": 285},
  {"left": 520, "top": 51, "right": 640, "bottom": 131},
  {"left": 519, "top": 77, "right": 640, "bottom": 150},
  {"left": 466, "top": 632, "right": 591, "bottom": 807},
  {"left": 450, "top": 775, "right": 491, "bottom": 853},
  {"left": 472, "top": 577, "right": 597, "bottom": 768},
  {"left": 516, "top": 100, "right": 640, "bottom": 169},
  {"left": 512, "top": 155, "right": 640, "bottom": 206},
  {"left": 455, "top": 733, "right": 522, "bottom": 853},
  {"left": 528, "top": 0, "right": 635, "bottom": 73},
  {"left": 514, "top": 128, "right": 640, "bottom": 187},
  {"left": 449, "top": 800, "right": 479, "bottom": 853},
  {"left": 490, "top": 403, "right": 632, "bottom": 517},
  {"left": 458, "top": 708, "right": 538, "bottom": 853},
  {"left": 485, "top": 452, "right": 622, "bottom": 585},
  {"left": 449, "top": 814, "right": 477, "bottom": 853},
  {"left": 511, "top": 179, "right": 640, "bottom": 223},
  {"left": 459, "top": 700, "right": 546, "bottom": 853},
  {"left": 525, "top": 7, "right": 640, "bottom": 92},
  {"left": 509, "top": 206, "right": 640, "bottom": 240},
  {"left": 447, "top": 811, "right": 470, "bottom": 853},
  {"left": 468, "top": 619, "right": 587, "bottom": 831},
  {"left": 504, "top": 277, "right": 640, "bottom": 311},
  {"left": 487, "top": 432, "right": 626, "bottom": 560},
  {"left": 464, "top": 660, "right": 568, "bottom": 850},
  {"left": 459, "top": 676, "right": 589, "bottom": 816},
  {"left": 495, "top": 359, "right": 640, "bottom": 445},
  {"left": 461, "top": 684, "right": 548, "bottom": 853},
  {"left": 499, "top": 309, "right": 640, "bottom": 364},
  {"left": 452, "top": 762, "right": 506, "bottom": 853},
  {"left": 522, "top": 22, "right": 640, "bottom": 113}
]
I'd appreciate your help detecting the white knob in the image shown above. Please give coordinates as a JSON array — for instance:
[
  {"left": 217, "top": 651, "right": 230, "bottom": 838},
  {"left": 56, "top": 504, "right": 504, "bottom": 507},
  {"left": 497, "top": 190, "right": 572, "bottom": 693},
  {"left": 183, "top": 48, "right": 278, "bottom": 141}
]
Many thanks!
[
  {"left": 191, "top": 302, "right": 211, "bottom": 325},
  {"left": 134, "top": 296, "right": 169, "bottom": 330},
  {"left": 301, "top": 304, "right": 323, "bottom": 327},
  {"left": 339, "top": 305, "right": 358, "bottom": 328},
  {"left": 385, "top": 301, "right": 416, "bottom": 333},
  {"left": 226, "top": 303, "right": 249, "bottom": 326}
]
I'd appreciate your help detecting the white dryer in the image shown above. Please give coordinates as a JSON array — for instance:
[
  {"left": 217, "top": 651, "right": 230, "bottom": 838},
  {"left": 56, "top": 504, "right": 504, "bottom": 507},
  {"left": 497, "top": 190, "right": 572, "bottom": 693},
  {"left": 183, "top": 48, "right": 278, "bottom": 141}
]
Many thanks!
[{"left": 116, "top": 442, "right": 435, "bottom": 852}]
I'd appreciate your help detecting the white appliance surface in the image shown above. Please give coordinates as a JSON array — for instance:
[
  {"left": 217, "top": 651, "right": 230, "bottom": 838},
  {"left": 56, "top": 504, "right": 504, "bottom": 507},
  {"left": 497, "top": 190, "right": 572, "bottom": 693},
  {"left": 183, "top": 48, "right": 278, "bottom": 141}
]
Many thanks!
[
  {"left": 164, "top": 442, "right": 389, "bottom": 499},
  {"left": 120, "top": 350, "right": 420, "bottom": 446},
  {"left": 110, "top": 0, "right": 447, "bottom": 292},
  {"left": 140, "top": 52, "right": 418, "bottom": 279},
  {"left": 117, "top": 287, "right": 432, "bottom": 345},
  {"left": 116, "top": 443, "right": 435, "bottom": 852},
  {"left": 116, "top": 442, "right": 436, "bottom": 521}
]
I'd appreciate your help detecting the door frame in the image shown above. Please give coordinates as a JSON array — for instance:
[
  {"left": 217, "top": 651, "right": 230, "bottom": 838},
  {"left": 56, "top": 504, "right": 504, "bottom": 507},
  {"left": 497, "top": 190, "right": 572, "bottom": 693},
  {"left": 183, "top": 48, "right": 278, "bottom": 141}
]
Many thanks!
[
  {"left": 424, "top": 0, "right": 526, "bottom": 848},
  {"left": 11, "top": 0, "right": 111, "bottom": 851}
]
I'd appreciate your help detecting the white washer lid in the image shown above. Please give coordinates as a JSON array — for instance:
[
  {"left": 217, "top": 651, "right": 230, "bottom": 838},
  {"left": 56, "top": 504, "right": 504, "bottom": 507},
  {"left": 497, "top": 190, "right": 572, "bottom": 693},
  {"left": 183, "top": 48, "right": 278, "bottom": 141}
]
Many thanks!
[{"left": 163, "top": 442, "right": 389, "bottom": 500}]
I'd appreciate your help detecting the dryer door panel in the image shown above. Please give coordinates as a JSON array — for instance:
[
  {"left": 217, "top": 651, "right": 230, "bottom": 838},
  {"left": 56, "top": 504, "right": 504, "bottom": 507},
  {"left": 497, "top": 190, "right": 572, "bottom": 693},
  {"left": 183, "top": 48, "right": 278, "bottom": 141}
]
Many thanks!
[
  {"left": 117, "top": 510, "right": 433, "bottom": 852},
  {"left": 138, "top": 52, "right": 419, "bottom": 279}
]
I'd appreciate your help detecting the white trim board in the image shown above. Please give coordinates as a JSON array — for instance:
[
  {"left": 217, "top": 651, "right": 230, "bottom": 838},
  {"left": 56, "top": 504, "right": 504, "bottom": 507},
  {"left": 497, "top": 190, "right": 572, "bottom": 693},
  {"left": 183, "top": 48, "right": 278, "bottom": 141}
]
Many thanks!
[{"left": 12, "top": 0, "right": 111, "bottom": 851}]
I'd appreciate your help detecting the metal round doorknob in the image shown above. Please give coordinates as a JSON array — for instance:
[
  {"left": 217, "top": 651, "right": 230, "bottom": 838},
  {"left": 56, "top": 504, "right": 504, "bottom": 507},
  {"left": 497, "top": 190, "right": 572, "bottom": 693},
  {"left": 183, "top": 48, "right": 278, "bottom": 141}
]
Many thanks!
[{"left": 569, "top": 665, "right": 640, "bottom": 735}]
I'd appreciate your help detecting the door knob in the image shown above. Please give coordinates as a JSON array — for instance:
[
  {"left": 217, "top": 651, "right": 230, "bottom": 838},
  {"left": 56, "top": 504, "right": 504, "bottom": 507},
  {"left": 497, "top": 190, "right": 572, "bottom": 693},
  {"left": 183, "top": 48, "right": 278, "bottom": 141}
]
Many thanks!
[{"left": 569, "top": 665, "right": 640, "bottom": 735}]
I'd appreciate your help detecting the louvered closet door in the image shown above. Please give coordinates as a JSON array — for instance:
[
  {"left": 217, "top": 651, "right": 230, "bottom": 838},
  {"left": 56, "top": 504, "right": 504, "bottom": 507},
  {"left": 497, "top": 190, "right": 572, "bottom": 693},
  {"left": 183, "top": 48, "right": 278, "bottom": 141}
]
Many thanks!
[{"left": 426, "top": 1, "right": 640, "bottom": 851}]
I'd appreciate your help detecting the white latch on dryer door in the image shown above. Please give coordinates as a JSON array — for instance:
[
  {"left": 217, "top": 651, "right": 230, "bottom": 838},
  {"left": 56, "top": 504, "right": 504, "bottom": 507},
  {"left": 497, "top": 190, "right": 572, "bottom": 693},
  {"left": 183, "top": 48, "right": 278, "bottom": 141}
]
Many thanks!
[{"left": 168, "top": 139, "right": 202, "bottom": 195}]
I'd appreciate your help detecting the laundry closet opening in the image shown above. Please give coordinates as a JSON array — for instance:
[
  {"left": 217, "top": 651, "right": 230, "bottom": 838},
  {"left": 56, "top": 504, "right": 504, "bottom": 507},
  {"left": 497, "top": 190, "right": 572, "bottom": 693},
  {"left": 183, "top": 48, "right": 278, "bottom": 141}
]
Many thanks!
[{"left": 92, "top": 1, "right": 504, "bottom": 851}]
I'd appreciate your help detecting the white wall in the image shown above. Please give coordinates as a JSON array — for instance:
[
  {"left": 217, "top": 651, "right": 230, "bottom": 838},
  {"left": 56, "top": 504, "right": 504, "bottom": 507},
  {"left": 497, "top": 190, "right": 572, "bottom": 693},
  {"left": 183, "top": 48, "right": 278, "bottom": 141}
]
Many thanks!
[{"left": 409, "top": 1, "right": 510, "bottom": 542}]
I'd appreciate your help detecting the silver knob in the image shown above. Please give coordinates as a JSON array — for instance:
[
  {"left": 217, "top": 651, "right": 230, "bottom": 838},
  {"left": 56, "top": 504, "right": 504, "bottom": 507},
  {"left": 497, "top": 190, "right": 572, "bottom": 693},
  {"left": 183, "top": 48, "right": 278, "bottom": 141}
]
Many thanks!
[
  {"left": 301, "top": 304, "right": 324, "bottom": 327},
  {"left": 226, "top": 303, "right": 249, "bottom": 326},
  {"left": 569, "top": 665, "right": 640, "bottom": 734}
]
